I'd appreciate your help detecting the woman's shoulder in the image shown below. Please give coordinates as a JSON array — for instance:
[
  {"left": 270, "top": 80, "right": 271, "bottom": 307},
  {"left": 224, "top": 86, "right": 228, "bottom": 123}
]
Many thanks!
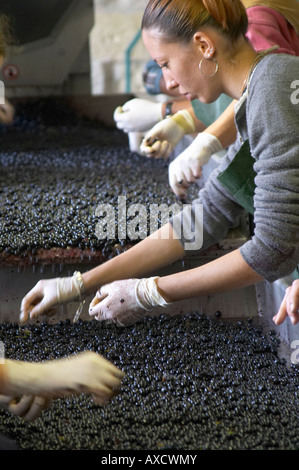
[
  {"left": 245, "top": 53, "right": 299, "bottom": 155},
  {"left": 251, "top": 53, "right": 298, "bottom": 89},
  {"left": 248, "top": 53, "right": 299, "bottom": 110}
]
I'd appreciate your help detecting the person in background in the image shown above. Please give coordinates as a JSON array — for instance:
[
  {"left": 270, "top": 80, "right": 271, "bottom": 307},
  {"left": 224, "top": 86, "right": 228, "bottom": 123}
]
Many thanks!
[{"left": 114, "top": 0, "right": 299, "bottom": 199}]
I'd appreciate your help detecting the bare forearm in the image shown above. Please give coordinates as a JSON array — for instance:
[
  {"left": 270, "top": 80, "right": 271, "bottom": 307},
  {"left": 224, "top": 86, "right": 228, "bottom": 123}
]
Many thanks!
[
  {"left": 157, "top": 248, "right": 263, "bottom": 302},
  {"left": 82, "top": 226, "right": 263, "bottom": 302},
  {"left": 82, "top": 224, "right": 185, "bottom": 295}
]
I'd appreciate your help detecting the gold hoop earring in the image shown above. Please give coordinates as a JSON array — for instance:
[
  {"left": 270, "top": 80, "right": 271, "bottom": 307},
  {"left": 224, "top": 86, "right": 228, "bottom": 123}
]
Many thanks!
[{"left": 199, "top": 57, "right": 219, "bottom": 78}]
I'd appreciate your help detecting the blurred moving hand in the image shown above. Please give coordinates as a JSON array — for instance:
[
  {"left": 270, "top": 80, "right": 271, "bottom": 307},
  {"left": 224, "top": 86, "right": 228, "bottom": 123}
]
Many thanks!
[
  {"left": 0, "top": 394, "right": 50, "bottom": 421},
  {"left": 0, "top": 351, "right": 125, "bottom": 421}
]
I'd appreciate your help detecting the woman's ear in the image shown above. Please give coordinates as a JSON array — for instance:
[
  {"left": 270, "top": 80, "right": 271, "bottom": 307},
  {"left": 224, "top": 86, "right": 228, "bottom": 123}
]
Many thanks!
[{"left": 193, "top": 31, "right": 215, "bottom": 58}]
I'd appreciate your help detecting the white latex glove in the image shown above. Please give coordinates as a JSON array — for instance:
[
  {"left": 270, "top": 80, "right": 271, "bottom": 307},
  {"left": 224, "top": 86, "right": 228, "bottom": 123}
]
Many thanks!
[
  {"left": 169, "top": 132, "right": 223, "bottom": 199},
  {"left": 89, "top": 277, "right": 170, "bottom": 326},
  {"left": 113, "top": 98, "right": 163, "bottom": 133},
  {"left": 128, "top": 132, "right": 146, "bottom": 155},
  {"left": 20, "top": 272, "right": 85, "bottom": 323},
  {"left": 0, "top": 394, "right": 50, "bottom": 421},
  {"left": 140, "top": 110, "right": 196, "bottom": 160},
  {"left": 1, "top": 351, "right": 124, "bottom": 405}
]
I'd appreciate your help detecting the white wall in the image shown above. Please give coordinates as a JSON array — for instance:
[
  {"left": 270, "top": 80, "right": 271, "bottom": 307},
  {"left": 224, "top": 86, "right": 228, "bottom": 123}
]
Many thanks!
[{"left": 90, "top": 0, "right": 151, "bottom": 95}]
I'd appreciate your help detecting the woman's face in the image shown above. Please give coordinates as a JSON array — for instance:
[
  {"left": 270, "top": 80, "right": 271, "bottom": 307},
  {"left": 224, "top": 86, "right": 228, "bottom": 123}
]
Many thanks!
[{"left": 142, "top": 28, "right": 222, "bottom": 103}]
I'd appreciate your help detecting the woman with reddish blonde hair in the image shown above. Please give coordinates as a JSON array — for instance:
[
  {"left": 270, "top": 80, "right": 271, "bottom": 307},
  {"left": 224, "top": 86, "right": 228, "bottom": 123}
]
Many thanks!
[
  {"left": 20, "top": 1, "right": 299, "bottom": 334},
  {"left": 115, "top": 0, "right": 299, "bottom": 198}
]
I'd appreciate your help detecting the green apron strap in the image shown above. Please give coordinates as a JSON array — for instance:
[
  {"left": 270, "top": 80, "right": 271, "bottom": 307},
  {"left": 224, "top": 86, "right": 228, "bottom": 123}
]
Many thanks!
[
  {"left": 217, "top": 139, "right": 256, "bottom": 215},
  {"left": 217, "top": 140, "right": 298, "bottom": 280}
]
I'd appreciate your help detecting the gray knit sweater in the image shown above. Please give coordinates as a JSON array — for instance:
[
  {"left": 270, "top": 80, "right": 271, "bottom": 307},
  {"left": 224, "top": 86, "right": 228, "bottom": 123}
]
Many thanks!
[{"left": 171, "top": 53, "right": 299, "bottom": 282}]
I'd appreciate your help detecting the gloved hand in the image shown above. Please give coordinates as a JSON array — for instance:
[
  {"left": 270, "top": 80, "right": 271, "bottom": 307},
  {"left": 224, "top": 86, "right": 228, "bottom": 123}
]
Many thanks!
[
  {"left": 0, "top": 394, "right": 50, "bottom": 421},
  {"left": 169, "top": 132, "right": 223, "bottom": 199},
  {"left": 140, "top": 110, "right": 196, "bottom": 159},
  {"left": 113, "top": 98, "right": 163, "bottom": 133},
  {"left": 89, "top": 277, "right": 171, "bottom": 326},
  {"left": 20, "top": 272, "right": 85, "bottom": 323},
  {"left": 2, "top": 351, "right": 124, "bottom": 405},
  {"left": 128, "top": 132, "right": 146, "bottom": 155}
]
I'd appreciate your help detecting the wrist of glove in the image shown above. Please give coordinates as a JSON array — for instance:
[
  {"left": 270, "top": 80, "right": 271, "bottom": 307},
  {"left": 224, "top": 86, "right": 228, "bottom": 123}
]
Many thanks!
[
  {"left": 171, "top": 109, "right": 196, "bottom": 134},
  {"left": 169, "top": 132, "right": 223, "bottom": 198},
  {"left": 89, "top": 277, "right": 171, "bottom": 326},
  {"left": 187, "top": 132, "right": 223, "bottom": 166},
  {"left": 56, "top": 271, "right": 85, "bottom": 303},
  {"left": 114, "top": 98, "right": 163, "bottom": 133},
  {"left": 135, "top": 277, "right": 170, "bottom": 311},
  {"left": 140, "top": 110, "right": 196, "bottom": 159}
]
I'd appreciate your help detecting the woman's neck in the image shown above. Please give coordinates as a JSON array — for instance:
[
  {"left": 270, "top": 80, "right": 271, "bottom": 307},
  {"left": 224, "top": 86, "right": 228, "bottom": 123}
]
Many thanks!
[{"left": 221, "top": 41, "right": 259, "bottom": 100}]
